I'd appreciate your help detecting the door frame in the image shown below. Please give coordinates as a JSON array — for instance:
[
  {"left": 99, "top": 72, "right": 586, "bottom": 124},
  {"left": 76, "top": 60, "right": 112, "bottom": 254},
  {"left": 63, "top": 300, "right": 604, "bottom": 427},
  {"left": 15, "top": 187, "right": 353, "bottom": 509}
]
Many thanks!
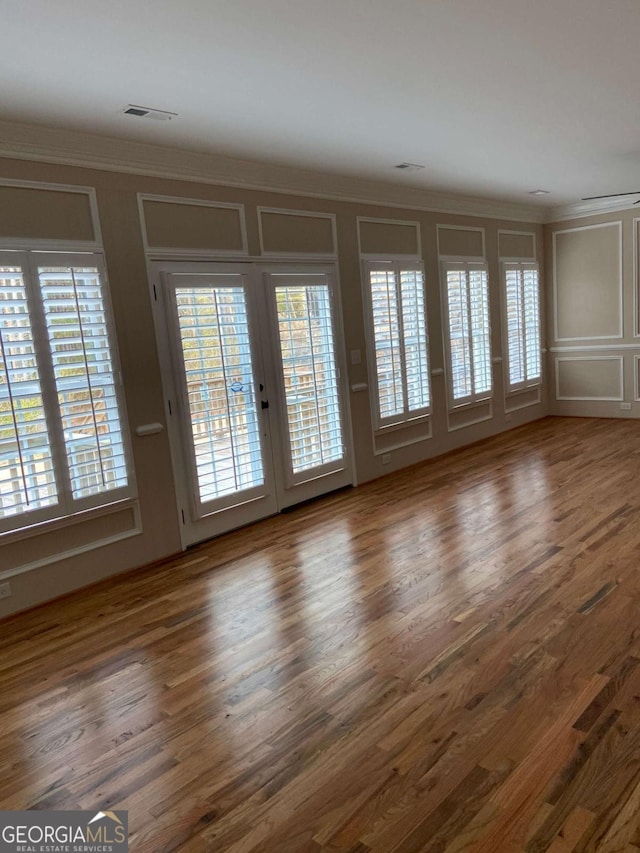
[
  {"left": 148, "top": 258, "right": 356, "bottom": 548},
  {"left": 259, "top": 262, "right": 355, "bottom": 508},
  {"left": 150, "top": 261, "right": 280, "bottom": 546}
]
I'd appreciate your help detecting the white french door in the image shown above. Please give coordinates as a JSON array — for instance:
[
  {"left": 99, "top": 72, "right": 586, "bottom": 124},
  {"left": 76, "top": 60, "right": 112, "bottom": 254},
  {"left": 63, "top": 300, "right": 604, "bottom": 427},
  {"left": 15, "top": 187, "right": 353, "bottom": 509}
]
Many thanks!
[{"left": 151, "top": 261, "right": 352, "bottom": 546}]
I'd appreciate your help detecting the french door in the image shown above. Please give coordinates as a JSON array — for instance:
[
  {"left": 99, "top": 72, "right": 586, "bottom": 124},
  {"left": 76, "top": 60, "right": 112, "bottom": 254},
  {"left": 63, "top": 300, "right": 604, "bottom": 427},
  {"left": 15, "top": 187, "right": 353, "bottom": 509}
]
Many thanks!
[{"left": 151, "top": 261, "right": 353, "bottom": 546}]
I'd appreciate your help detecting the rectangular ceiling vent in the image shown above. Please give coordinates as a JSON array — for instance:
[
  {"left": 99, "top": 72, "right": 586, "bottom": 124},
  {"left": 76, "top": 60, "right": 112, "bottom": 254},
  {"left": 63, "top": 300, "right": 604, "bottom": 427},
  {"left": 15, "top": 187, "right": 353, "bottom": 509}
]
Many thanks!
[
  {"left": 395, "top": 162, "right": 425, "bottom": 172},
  {"left": 123, "top": 104, "right": 178, "bottom": 121}
]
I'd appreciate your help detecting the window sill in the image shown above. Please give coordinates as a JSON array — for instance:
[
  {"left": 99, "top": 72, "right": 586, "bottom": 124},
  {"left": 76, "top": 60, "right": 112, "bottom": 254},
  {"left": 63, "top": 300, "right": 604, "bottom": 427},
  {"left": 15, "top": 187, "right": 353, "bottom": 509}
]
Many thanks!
[
  {"left": 448, "top": 395, "right": 493, "bottom": 413},
  {"left": 506, "top": 382, "right": 542, "bottom": 397},
  {"left": 374, "top": 412, "right": 432, "bottom": 436}
]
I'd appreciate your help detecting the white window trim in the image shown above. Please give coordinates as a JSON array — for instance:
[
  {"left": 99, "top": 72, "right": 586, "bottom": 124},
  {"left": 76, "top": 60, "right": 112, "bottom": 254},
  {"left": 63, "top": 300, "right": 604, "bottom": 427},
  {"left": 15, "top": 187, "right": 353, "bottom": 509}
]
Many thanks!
[
  {"left": 257, "top": 208, "right": 338, "bottom": 259},
  {"left": 0, "top": 179, "right": 103, "bottom": 252},
  {"left": 362, "top": 258, "right": 431, "bottom": 431},
  {"left": 357, "top": 217, "right": 422, "bottom": 260},
  {"left": 137, "top": 193, "right": 249, "bottom": 259},
  {"left": 440, "top": 259, "right": 493, "bottom": 410},
  {"left": 501, "top": 260, "right": 542, "bottom": 394},
  {"left": 0, "top": 249, "right": 135, "bottom": 536},
  {"left": 264, "top": 269, "right": 347, "bottom": 487}
]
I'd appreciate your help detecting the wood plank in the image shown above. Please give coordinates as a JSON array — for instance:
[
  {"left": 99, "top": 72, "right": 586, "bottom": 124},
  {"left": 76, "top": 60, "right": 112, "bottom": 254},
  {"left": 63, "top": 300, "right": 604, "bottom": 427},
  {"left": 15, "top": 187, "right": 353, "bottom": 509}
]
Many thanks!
[{"left": 3, "top": 417, "right": 640, "bottom": 850}]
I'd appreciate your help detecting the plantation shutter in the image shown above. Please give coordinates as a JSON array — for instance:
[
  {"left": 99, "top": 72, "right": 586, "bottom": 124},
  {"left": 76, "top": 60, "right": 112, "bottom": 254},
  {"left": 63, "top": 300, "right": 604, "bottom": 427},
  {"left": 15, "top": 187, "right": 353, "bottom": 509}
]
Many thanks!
[
  {"left": 505, "top": 266, "right": 525, "bottom": 385},
  {"left": 172, "top": 280, "right": 265, "bottom": 509},
  {"left": 443, "top": 262, "right": 492, "bottom": 405},
  {"left": 365, "top": 260, "right": 430, "bottom": 428},
  {"left": 274, "top": 280, "right": 344, "bottom": 475},
  {"left": 504, "top": 263, "right": 541, "bottom": 390},
  {"left": 523, "top": 267, "right": 541, "bottom": 382},
  {"left": 445, "top": 269, "right": 472, "bottom": 401},
  {"left": 0, "top": 257, "right": 58, "bottom": 522},
  {"left": 37, "top": 260, "right": 129, "bottom": 500},
  {"left": 0, "top": 250, "right": 133, "bottom": 532},
  {"left": 469, "top": 267, "right": 492, "bottom": 394},
  {"left": 401, "top": 269, "right": 430, "bottom": 413}
]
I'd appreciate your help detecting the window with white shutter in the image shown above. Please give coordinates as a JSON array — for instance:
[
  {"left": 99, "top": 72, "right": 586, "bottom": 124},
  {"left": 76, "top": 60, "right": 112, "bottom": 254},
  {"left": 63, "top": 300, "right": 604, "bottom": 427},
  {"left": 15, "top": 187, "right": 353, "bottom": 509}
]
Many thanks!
[
  {"left": 274, "top": 281, "right": 344, "bottom": 475},
  {"left": 502, "top": 262, "right": 541, "bottom": 391},
  {"left": 0, "top": 251, "right": 132, "bottom": 533},
  {"left": 0, "top": 259, "right": 58, "bottom": 522},
  {"left": 442, "top": 261, "right": 492, "bottom": 406},
  {"left": 363, "top": 260, "right": 430, "bottom": 429}
]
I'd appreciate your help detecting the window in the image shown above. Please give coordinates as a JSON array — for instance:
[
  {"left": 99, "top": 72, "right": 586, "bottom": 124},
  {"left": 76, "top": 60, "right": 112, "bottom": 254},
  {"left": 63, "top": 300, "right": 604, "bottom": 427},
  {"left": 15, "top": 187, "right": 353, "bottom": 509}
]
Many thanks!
[
  {"left": 172, "top": 282, "right": 264, "bottom": 507},
  {"left": 442, "top": 261, "right": 492, "bottom": 405},
  {"left": 0, "top": 251, "right": 132, "bottom": 533},
  {"left": 363, "top": 260, "right": 430, "bottom": 428},
  {"left": 503, "top": 262, "right": 541, "bottom": 390},
  {"left": 274, "top": 279, "right": 344, "bottom": 475}
]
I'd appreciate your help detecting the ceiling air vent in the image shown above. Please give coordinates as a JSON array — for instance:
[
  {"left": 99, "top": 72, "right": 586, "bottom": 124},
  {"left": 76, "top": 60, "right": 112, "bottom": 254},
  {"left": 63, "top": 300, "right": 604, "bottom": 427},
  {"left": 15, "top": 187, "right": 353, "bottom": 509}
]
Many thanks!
[
  {"left": 395, "top": 162, "right": 425, "bottom": 172},
  {"left": 122, "top": 104, "right": 178, "bottom": 121}
]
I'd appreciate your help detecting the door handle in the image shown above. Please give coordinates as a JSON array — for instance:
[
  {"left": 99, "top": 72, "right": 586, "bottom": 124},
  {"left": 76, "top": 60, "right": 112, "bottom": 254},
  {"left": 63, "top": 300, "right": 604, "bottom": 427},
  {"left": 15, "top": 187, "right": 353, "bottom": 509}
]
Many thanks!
[{"left": 261, "top": 400, "right": 269, "bottom": 410}]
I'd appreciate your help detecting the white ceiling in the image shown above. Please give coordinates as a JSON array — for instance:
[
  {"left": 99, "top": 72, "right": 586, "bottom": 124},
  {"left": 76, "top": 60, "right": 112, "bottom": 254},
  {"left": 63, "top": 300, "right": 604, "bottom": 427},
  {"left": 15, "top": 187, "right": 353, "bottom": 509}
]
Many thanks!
[{"left": 3, "top": 0, "right": 640, "bottom": 210}]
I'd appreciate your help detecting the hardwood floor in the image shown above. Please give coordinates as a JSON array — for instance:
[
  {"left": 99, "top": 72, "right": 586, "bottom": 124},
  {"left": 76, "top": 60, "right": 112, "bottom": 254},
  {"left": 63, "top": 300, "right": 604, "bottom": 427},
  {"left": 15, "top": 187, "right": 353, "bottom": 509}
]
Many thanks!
[{"left": 4, "top": 416, "right": 640, "bottom": 851}]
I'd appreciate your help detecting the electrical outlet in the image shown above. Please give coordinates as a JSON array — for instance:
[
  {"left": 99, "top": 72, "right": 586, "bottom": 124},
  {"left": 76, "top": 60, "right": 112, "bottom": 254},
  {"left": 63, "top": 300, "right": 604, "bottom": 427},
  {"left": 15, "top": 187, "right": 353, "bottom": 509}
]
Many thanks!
[
  {"left": 0, "top": 582, "right": 12, "bottom": 600},
  {"left": 620, "top": 402, "right": 632, "bottom": 411},
  {"left": 382, "top": 453, "right": 391, "bottom": 465}
]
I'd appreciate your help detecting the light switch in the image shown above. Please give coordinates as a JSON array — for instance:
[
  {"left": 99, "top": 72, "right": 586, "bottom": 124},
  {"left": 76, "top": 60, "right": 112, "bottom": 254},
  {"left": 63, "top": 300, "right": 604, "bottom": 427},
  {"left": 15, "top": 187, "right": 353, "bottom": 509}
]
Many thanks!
[{"left": 350, "top": 349, "right": 362, "bottom": 365}]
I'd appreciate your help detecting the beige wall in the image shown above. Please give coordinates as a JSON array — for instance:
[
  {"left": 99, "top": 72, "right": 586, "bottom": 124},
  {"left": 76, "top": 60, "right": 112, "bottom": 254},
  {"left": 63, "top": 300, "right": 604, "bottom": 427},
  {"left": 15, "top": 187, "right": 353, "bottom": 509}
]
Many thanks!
[
  {"left": 142, "top": 198, "right": 246, "bottom": 252},
  {"left": 0, "top": 185, "right": 96, "bottom": 241},
  {"left": 546, "top": 210, "right": 638, "bottom": 417},
  {"left": 437, "top": 225, "right": 484, "bottom": 258},
  {"left": 0, "top": 156, "right": 545, "bottom": 617}
]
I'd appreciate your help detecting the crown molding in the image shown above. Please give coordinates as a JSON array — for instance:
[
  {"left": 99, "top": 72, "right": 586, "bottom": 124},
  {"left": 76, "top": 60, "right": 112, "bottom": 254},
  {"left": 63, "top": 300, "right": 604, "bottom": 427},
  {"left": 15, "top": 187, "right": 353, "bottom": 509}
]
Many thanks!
[
  {"left": 547, "top": 195, "right": 640, "bottom": 223},
  {"left": 0, "top": 119, "right": 547, "bottom": 224}
]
